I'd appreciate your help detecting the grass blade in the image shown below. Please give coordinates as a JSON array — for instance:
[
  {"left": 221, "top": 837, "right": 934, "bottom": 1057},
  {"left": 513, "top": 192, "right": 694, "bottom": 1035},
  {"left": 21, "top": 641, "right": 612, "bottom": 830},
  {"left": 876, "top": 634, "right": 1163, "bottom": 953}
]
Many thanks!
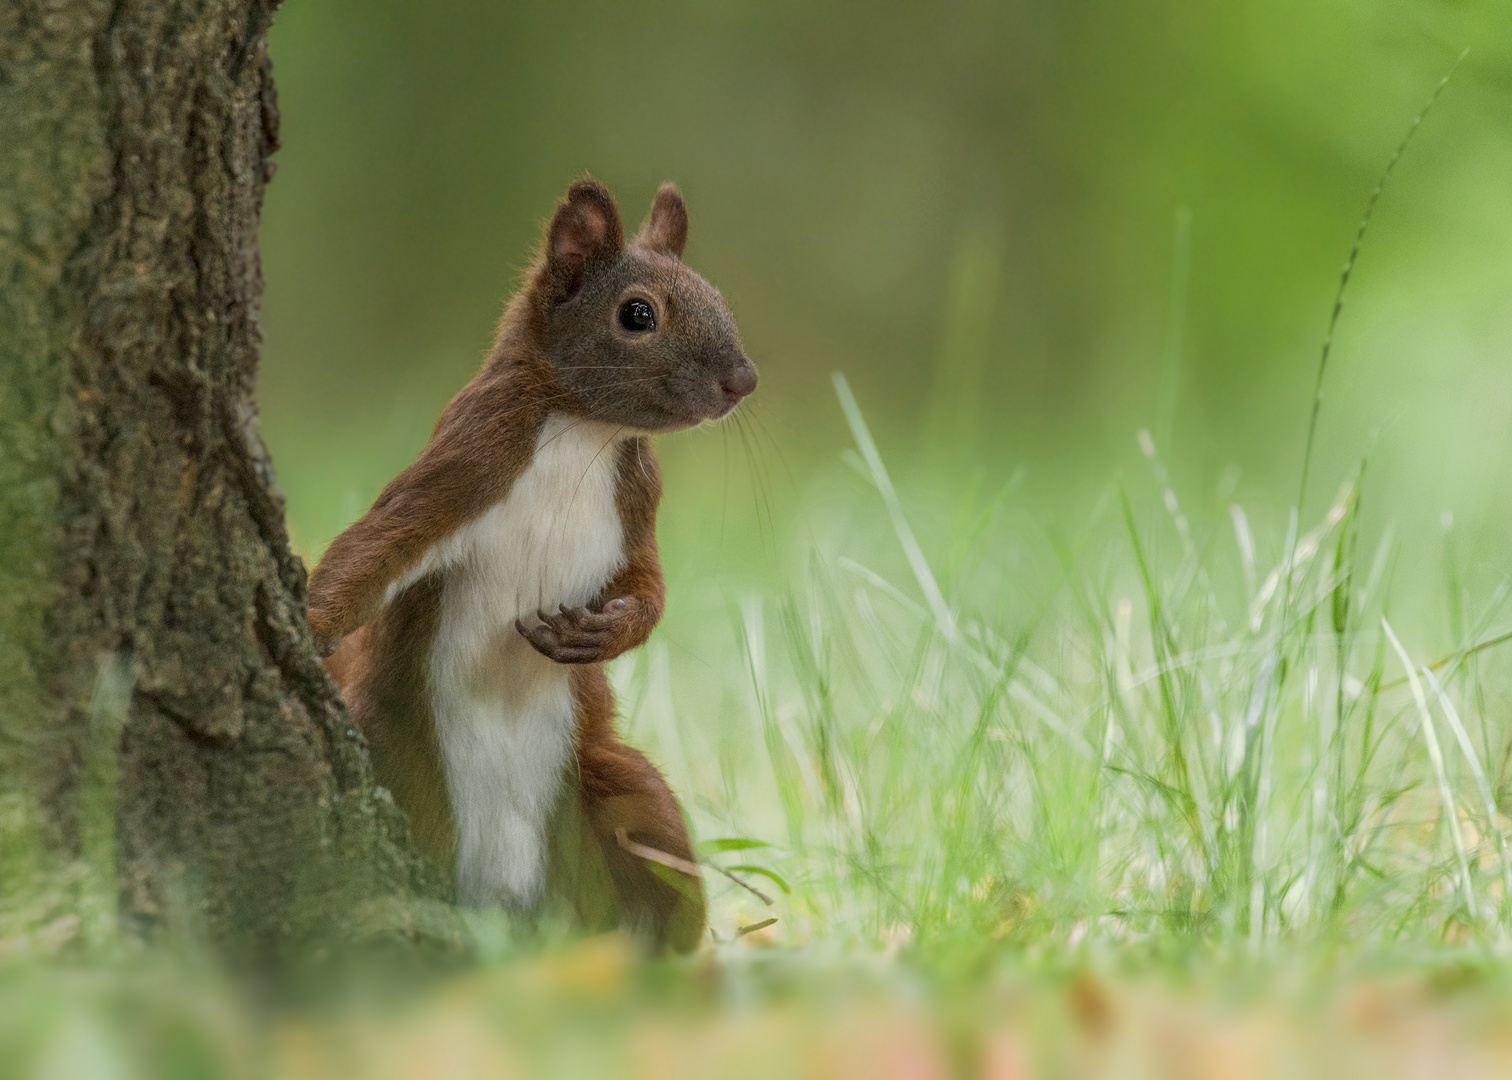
[
  {"left": 833, "top": 371, "right": 959, "bottom": 642},
  {"left": 1382, "top": 617, "right": 1478, "bottom": 923}
]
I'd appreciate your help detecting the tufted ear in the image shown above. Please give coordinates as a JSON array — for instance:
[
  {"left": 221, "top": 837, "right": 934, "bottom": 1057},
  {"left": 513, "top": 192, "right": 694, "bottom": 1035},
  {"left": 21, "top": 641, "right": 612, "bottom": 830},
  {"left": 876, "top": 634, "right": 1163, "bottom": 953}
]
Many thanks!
[
  {"left": 633, "top": 183, "right": 688, "bottom": 259},
  {"left": 544, "top": 179, "right": 624, "bottom": 301}
]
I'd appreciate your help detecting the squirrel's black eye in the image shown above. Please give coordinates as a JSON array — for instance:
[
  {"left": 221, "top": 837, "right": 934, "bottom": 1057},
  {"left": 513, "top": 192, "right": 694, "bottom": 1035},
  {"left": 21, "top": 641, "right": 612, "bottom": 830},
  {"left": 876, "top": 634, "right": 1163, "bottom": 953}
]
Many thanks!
[{"left": 618, "top": 298, "right": 656, "bottom": 333}]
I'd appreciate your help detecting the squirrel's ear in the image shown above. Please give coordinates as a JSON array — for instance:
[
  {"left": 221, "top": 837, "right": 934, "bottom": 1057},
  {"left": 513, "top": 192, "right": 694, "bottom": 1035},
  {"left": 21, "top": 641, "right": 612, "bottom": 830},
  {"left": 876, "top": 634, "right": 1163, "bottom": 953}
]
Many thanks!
[
  {"left": 544, "top": 179, "right": 624, "bottom": 301},
  {"left": 634, "top": 183, "right": 688, "bottom": 259}
]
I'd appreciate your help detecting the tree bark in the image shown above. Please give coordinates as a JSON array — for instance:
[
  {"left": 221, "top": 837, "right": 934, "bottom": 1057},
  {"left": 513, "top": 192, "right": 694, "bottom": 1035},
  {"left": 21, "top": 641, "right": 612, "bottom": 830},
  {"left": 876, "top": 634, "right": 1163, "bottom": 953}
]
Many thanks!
[{"left": 0, "top": 0, "right": 453, "bottom": 963}]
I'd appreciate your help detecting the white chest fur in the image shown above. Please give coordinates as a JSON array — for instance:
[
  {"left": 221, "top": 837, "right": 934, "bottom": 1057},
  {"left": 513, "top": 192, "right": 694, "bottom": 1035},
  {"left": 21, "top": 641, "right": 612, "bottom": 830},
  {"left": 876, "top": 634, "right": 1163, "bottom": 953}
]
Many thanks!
[{"left": 397, "top": 413, "right": 628, "bottom": 907}]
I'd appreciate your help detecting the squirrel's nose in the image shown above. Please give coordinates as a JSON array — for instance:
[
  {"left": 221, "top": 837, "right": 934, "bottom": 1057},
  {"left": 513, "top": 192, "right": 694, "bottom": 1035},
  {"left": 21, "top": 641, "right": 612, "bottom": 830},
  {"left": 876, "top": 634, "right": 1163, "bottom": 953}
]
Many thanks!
[{"left": 719, "top": 359, "right": 758, "bottom": 403}]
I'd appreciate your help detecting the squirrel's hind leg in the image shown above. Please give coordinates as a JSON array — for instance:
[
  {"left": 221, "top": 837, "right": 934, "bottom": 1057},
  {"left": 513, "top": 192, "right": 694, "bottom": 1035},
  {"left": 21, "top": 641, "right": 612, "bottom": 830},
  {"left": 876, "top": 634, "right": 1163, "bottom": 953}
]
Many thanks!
[{"left": 547, "top": 666, "right": 706, "bottom": 952}]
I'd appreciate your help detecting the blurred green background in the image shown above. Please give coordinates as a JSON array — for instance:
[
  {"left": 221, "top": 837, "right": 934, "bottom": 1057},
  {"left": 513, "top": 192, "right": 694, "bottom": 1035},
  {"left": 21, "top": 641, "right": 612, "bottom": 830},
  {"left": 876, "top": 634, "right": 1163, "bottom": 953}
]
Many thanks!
[{"left": 259, "top": 0, "right": 1512, "bottom": 637}]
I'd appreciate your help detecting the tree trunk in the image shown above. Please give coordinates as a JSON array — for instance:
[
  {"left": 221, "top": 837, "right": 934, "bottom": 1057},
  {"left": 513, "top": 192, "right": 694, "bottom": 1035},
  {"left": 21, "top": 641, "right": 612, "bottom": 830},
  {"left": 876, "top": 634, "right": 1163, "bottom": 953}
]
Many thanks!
[{"left": 0, "top": 0, "right": 453, "bottom": 964}]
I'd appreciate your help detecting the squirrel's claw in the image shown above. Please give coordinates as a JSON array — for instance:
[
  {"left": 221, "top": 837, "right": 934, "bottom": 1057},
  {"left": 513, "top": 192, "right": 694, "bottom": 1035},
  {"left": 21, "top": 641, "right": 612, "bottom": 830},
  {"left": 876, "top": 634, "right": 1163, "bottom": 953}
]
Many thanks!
[{"left": 516, "top": 598, "right": 637, "bottom": 664}]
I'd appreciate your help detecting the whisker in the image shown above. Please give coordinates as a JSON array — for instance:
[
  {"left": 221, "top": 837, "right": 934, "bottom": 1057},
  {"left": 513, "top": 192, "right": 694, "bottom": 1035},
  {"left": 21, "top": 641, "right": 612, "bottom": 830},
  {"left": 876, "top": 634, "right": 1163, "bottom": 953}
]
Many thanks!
[
  {"left": 734, "top": 410, "right": 778, "bottom": 564},
  {"left": 721, "top": 409, "right": 732, "bottom": 555}
]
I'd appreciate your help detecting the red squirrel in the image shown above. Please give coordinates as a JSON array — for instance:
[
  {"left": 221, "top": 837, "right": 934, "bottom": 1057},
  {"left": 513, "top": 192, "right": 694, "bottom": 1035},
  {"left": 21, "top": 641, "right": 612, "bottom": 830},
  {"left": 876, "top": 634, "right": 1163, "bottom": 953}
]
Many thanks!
[{"left": 306, "top": 178, "right": 756, "bottom": 951}]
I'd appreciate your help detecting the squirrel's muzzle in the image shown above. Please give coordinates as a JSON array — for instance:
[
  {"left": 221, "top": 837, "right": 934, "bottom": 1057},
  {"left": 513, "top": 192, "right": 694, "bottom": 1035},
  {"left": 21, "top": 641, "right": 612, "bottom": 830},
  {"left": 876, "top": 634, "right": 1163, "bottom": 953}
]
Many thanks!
[{"left": 719, "top": 358, "right": 758, "bottom": 405}]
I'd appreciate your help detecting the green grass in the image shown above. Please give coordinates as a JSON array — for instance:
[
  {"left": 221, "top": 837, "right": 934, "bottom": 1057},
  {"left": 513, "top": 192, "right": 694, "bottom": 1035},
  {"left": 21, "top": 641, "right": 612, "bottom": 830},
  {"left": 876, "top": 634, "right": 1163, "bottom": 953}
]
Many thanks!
[{"left": 629, "top": 377, "right": 1512, "bottom": 964}]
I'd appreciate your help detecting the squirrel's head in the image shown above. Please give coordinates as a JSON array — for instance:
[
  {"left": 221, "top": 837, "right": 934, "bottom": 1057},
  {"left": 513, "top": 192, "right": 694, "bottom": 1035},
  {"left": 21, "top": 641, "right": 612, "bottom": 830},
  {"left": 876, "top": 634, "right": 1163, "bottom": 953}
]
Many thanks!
[{"left": 525, "top": 178, "right": 757, "bottom": 432}]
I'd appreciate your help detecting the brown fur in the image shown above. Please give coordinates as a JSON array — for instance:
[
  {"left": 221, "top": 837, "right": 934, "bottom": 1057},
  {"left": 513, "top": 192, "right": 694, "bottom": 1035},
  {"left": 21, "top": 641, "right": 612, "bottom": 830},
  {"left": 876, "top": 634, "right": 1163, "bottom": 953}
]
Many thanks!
[{"left": 308, "top": 178, "right": 756, "bottom": 951}]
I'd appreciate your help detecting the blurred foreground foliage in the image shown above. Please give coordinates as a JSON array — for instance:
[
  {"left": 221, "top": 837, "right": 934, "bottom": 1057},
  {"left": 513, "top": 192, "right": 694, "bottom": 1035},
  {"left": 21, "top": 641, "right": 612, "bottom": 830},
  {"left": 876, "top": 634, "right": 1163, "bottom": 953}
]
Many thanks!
[{"left": 7, "top": 935, "right": 1512, "bottom": 1078}]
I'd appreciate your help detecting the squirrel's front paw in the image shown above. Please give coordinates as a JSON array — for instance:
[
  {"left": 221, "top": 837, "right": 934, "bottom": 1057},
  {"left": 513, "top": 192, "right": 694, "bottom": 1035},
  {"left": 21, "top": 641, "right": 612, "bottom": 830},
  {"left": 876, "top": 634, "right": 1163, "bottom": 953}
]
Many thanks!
[{"left": 517, "top": 598, "right": 636, "bottom": 664}]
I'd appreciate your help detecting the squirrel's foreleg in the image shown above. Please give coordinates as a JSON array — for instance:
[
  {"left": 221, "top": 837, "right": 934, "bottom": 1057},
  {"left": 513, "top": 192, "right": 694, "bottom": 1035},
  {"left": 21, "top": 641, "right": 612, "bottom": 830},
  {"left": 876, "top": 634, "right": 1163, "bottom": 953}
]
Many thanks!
[{"left": 307, "top": 381, "right": 543, "bottom": 655}]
